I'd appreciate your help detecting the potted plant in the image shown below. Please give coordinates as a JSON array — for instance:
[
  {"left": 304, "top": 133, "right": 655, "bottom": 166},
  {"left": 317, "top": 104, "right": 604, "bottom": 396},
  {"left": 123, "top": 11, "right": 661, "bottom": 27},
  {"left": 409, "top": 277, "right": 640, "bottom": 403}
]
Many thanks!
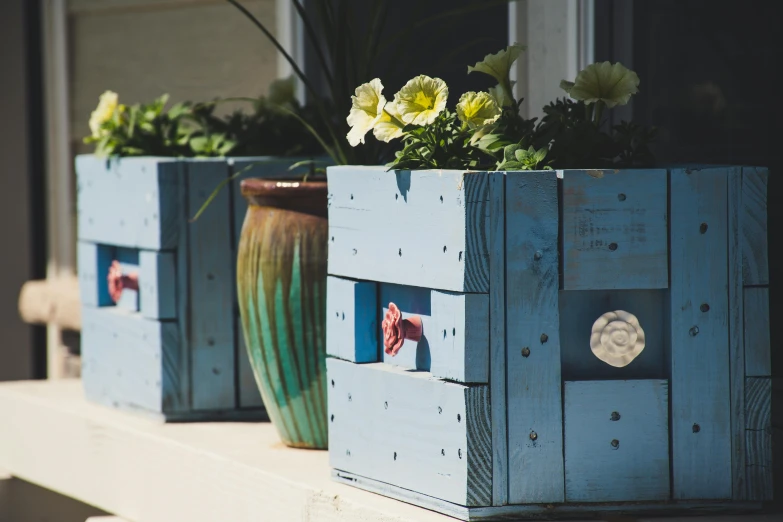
[
  {"left": 325, "top": 46, "right": 770, "bottom": 517},
  {"left": 76, "top": 82, "right": 325, "bottom": 421}
]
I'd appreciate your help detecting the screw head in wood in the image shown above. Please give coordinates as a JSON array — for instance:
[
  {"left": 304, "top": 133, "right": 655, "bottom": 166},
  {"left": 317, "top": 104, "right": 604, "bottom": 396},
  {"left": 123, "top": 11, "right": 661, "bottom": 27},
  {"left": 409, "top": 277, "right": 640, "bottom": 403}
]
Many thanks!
[
  {"left": 540, "top": 333, "right": 549, "bottom": 344},
  {"left": 610, "top": 411, "right": 621, "bottom": 421},
  {"left": 611, "top": 439, "right": 620, "bottom": 449},
  {"left": 700, "top": 223, "right": 708, "bottom": 234},
  {"left": 608, "top": 242, "right": 618, "bottom": 251},
  {"left": 689, "top": 326, "right": 700, "bottom": 337},
  {"left": 534, "top": 251, "right": 543, "bottom": 260},
  {"left": 529, "top": 431, "right": 538, "bottom": 441},
  {"left": 693, "top": 423, "right": 701, "bottom": 433},
  {"left": 521, "top": 347, "right": 531, "bottom": 358},
  {"left": 617, "top": 193, "right": 627, "bottom": 201},
  {"left": 700, "top": 303, "right": 710, "bottom": 312}
]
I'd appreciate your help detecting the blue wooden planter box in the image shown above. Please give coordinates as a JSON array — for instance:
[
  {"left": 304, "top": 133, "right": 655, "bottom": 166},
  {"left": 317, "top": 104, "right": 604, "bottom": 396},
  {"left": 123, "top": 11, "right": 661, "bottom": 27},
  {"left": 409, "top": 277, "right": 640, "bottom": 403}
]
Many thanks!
[
  {"left": 76, "top": 155, "right": 319, "bottom": 421},
  {"left": 325, "top": 165, "right": 771, "bottom": 519}
]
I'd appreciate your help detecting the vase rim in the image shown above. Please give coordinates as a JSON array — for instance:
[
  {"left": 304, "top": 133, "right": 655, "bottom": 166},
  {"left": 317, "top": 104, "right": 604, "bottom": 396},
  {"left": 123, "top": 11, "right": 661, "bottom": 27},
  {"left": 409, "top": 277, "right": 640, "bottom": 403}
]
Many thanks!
[{"left": 240, "top": 178, "right": 327, "bottom": 198}]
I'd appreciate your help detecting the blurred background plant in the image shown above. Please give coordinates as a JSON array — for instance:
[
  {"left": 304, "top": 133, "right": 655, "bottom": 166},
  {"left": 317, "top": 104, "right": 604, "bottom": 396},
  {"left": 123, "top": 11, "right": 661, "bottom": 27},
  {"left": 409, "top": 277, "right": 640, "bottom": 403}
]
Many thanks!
[{"left": 83, "top": 77, "right": 327, "bottom": 159}]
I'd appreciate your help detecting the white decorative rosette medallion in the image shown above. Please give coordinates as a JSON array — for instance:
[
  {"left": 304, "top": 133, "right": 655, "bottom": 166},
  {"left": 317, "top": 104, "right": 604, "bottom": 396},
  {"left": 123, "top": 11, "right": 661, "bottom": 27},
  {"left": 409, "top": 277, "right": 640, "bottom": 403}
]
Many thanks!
[{"left": 590, "top": 310, "right": 645, "bottom": 368}]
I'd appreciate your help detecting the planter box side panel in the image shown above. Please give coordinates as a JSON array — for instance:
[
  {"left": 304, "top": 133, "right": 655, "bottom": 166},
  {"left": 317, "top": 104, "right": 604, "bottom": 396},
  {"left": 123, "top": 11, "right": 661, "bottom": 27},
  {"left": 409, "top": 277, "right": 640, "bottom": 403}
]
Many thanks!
[
  {"left": 669, "top": 167, "right": 732, "bottom": 499},
  {"left": 76, "top": 156, "right": 181, "bottom": 250},
  {"left": 81, "top": 307, "right": 181, "bottom": 414},
  {"left": 327, "top": 359, "right": 491, "bottom": 507},
  {"left": 326, "top": 276, "right": 378, "bottom": 363},
  {"left": 184, "top": 160, "right": 238, "bottom": 411},
  {"left": 505, "top": 170, "right": 565, "bottom": 504},
  {"left": 561, "top": 169, "right": 668, "bottom": 291},
  {"left": 741, "top": 166, "right": 768, "bottom": 286},
  {"left": 564, "top": 379, "right": 670, "bottom": 502},
  {"left": 326, "top": 166, "right": 490, "bottom": 293}
]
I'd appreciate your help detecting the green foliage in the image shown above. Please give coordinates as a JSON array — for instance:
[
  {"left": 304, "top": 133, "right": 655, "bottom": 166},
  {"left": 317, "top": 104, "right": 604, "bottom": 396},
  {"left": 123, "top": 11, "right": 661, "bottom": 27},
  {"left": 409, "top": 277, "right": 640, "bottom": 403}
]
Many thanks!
[
  {"left": 496, "top": 144, "right": 551, "bottom": 171},
  {"left": 387, "top": 110, "right": 488, "bottom": 170},
  {"left": 83, "top": 88, "right": 327, "bottom": 159},
  {"left": 84, "top": 94, "right": 193, "bottom": 157},
  {"left": 534, "top": 97, "right": 657, "bottom": 169}
]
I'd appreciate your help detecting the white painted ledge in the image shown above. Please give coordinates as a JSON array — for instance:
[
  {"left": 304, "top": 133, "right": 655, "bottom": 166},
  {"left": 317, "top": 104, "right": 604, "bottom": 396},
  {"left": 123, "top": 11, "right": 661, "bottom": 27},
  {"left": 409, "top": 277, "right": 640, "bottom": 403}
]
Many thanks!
[
  {"left": 0, "top": 381, "right": 779, "bottom": 522},
  {"left": 0, "top": 380, "right": 446, "bottom": 522}
]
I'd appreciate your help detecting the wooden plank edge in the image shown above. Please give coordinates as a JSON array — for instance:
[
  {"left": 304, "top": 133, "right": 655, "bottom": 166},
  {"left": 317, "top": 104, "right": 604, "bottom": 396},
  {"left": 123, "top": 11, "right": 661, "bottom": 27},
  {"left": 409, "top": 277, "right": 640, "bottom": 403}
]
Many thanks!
[
  {"left": 333, "top": 469, "right": 764, "bottom": 521},
  {"left": 488, "top": 172, "right": 507, "bottom": 506},
  {"left": 728, "top": 166, "right": 746, "bottom": 500}
]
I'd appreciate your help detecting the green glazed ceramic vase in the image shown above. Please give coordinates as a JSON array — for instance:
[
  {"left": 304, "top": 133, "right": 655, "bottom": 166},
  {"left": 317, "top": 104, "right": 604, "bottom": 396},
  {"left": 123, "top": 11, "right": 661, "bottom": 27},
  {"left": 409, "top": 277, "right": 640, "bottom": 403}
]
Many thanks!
[{"left": 237, "top": 179, "right": 328, "bottom": 449}]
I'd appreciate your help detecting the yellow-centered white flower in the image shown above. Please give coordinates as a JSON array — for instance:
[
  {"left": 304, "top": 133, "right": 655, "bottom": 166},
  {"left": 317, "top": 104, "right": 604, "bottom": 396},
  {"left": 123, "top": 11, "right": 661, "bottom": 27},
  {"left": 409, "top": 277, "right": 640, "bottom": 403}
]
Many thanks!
[
  {"left": 372, "top": 102, "right": 405, "bottom": 143},
  {"left": 394, "top": 75, "right": 448, "bottom": 126},
  {"left": 560, "top": 62, "right": 640, "bottom": 108},
  {"left": 89, "top": 90, "right": 119, "bottom": 139},
  {"left": 456, "top": 91, "right": 501, "bottom": 129},
  {"left": 346, "top": 79, "right": 386, "bottom": 147}
]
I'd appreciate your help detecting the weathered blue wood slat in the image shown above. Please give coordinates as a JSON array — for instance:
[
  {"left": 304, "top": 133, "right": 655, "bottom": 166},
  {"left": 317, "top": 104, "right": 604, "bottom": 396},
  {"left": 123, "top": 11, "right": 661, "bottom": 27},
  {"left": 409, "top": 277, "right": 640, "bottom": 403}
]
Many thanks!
[
  {"left": 327, "top": 359, "right": 492, "bottom": 506},
  {"left": 379, "top": 283, "right": 489, "bottom": 383},
  {"left": 745, "top": 377, "right": 773, "bottom": 500},
  {"left": 670, "top": 167, "right": 731, "bottom": 499},
  {"left": 559, "top": 289, "right": 666, "bottom": 381},
  {"left": 327, "top": 166, "right": 490, "bottom": 293},
  {"left": 488, "top": 172, "right": 507, "bottom": 506},
  {"left": 561, "top": 169, "right": 668, "bottom": 290},
  {"left": 186, "top": 160, "right": 237, "bottom": 410},
  {"left": 744, "top": 287, "right": 771, "bottom": 377},
  {"left": 81, "top": 306, "right": 181, "bottom": 414},
  {"left": 505, "top": 170, "right": 564, "bottom": 504},
  {"left": 564, "top": 380, "right": 670, "bottom": 502},
  {"left": 741, "top": 167, "right": 769, "bottom": 286},
  {"left": 727, "top": 166, "right": 746, "bottom": 500},
  {"left": 77, "top": 241, "right": 114, "bottom": 307},
  {"left": 326, "top": 276, "right": 378, "bottom": 363},
  {"left": 76, "top": 155, "right": 181, "bottom": 250},
  {"left": 139, "top": 250, "right": 176, "bottom": 320},
  {"left": 172, "top": 161, "right": 191, "bottom": 413}
]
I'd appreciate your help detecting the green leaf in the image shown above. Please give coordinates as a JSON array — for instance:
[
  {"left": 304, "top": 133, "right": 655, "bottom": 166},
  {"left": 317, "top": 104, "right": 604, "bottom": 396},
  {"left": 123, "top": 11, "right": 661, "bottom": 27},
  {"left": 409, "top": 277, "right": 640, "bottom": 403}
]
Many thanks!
[{"left": 189, "top": 136, "right": 208, "bottom": 152}]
